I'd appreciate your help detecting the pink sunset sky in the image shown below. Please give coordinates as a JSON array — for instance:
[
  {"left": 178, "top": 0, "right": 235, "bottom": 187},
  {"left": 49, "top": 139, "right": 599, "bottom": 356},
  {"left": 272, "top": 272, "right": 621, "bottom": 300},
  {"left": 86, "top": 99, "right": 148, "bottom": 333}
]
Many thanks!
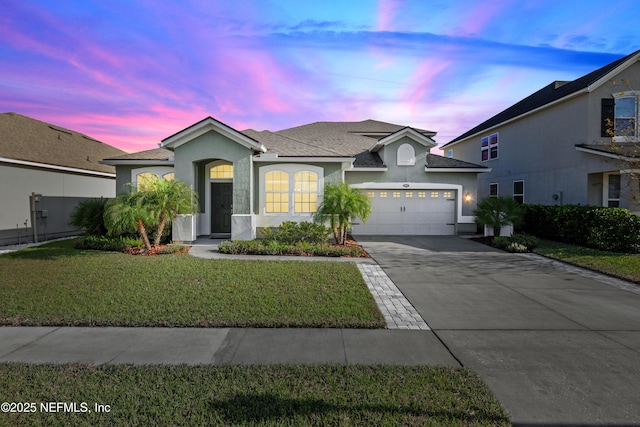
[{"left": 2, "top": 0, "right": 640, "bottom": 153}]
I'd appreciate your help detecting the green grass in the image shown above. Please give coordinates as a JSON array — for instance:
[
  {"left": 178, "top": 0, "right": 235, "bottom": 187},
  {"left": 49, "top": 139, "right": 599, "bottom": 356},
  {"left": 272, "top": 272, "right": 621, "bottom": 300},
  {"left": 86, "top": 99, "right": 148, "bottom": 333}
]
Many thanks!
[
  {"left": 534, "top": 239, "right": 640, "bottom": 283},
  {"left": 0, "top": 364, "right": 511, "bottom": 426},
  {"left": 0, "top": 240, "right": 384, "bottom": 328}
]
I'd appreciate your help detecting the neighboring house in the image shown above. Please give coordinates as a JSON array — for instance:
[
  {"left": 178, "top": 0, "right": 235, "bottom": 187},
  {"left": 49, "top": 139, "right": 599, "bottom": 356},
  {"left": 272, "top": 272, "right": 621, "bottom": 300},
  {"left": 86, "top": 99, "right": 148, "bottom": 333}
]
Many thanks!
[
  {"left": 102, "top": 117, "right": 488, "bottom": 241},
  {"left": 0, "top": 112, "right": 126, "bottom": 244},
  {"left": 442, "top": 50, "right": 640, "bottom": 213}
]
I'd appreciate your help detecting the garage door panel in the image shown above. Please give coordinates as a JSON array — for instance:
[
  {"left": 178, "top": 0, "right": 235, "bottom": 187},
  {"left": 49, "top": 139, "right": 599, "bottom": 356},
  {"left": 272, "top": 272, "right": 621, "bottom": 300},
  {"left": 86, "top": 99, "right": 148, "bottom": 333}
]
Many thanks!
[{"left": 352, "top": 189, "right": 456, "bottom": 236}]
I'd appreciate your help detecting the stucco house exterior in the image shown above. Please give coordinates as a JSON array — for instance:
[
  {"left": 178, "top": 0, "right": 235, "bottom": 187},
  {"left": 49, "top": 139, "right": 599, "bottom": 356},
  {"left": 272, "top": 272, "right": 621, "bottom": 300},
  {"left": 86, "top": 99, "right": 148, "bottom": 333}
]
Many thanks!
[
  {"left": 102, "top": 117, "right": 488, "bottom": 241},
  {"left": 442, "top": 50, "right": 640, "bottom": 213},
  {"left": 0, "top": 112, "right": 126, "bottom": 245}
]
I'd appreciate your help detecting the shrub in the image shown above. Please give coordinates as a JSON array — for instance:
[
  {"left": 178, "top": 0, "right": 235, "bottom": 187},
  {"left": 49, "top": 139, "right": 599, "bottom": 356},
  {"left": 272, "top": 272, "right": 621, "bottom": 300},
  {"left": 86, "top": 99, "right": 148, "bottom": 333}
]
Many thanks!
[
  {"left": 520, "top": 204, "right": 640, "bottom": 253},
  {"left": 74, "top": 236, "right": 142, "bottom": 252},
  {"left": 217, "top": 240, "right": 364, "bottom": 257},
  {"left": 492, "top": 236, "right": 511, "bottom": 250},
  {"left": 506, "top": 242, "right": 528, "bottom": 253},
  {"left": 69, "top": 198, "right": 109, "bottom": 236},
  {"left": 264, "top": 221, "right": 329, "bottom": 245},
  {"left": 509, "top": 233, "right": 539, "bottom": 250}
]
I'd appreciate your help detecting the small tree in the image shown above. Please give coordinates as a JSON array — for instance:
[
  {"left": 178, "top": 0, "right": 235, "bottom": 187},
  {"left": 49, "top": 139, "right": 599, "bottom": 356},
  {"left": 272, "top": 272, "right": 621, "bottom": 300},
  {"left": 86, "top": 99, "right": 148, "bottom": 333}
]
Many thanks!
[
  {"left": 145, "top": 175, "right": 199, "bottom": 247},
  {"left": 314, "top": 182, "right": 372, "bottom": 245},
  {"left": 104, "top": 186, "right": 156, "bottom": 251},
  {"left": 474, "top": 196, "right": 523, "bottom": 237}
]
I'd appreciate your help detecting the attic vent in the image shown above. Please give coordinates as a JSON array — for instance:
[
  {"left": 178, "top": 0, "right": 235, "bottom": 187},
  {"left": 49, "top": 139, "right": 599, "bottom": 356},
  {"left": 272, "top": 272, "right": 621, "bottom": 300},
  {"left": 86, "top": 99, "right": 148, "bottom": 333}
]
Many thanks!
[
  {"left": 48, "top": 126, "right": 72, "bottom": 135},
  {"left": 554, "top": 81, "right": 570, "bottom": 89}
]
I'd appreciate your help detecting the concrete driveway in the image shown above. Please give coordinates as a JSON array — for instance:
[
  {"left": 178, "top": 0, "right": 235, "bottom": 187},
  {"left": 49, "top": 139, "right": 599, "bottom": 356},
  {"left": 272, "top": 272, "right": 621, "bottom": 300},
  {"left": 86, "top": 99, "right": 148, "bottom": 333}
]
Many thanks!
[{"left": 356, "top": 235, "right": 640, "bottom": 426}]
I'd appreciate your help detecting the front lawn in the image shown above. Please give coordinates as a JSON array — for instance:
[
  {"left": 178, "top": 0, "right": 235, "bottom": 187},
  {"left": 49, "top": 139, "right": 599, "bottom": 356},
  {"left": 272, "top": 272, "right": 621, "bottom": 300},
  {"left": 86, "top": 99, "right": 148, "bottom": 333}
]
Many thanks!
[
  {"left": 0, "top": 364, "right": 511, "bottom": 426},
  {"left": 0, "top": 240, "right": 384, "bottom": 328},
  {"left": 534, "top": 239, "right": 640, "bottom": 283}
]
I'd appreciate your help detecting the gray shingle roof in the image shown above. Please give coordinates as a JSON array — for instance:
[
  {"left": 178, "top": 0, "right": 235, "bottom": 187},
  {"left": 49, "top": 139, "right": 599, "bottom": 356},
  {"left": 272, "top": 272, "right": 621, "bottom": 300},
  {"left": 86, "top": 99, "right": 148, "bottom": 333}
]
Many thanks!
[
  {"left": 426, "top": 154, "right": 488, "bottom": 169},
  {"left": 0, "top": 112, "right": 126, "bottom": 174},
  {"left": 445, "top": 50, "right": 640, "bottom": 146},
  {"left": 103, "top": 147, "right": 173, "bottom": 161}
]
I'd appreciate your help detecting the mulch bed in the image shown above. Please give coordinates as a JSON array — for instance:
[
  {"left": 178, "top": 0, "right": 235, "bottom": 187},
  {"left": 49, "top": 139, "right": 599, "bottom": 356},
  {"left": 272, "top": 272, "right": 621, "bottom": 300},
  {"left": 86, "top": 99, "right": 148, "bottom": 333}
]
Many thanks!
[{"left": 125, "top": 245, "right": 191, "bottom": 256}]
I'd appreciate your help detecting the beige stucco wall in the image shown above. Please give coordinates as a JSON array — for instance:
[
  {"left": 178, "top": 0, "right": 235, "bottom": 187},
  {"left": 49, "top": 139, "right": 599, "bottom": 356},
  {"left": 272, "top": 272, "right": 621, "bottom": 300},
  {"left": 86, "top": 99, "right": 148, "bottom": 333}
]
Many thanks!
[{"left": 0, "top": 164, "right": 115, "bottom": 232}]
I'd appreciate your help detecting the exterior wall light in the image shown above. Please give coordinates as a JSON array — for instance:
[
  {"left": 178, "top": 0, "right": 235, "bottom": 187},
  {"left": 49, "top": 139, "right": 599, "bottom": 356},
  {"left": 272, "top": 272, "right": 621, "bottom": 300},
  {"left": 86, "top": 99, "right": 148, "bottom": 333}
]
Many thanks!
[{"left": 464, "top": 192, "right": 473, "bottom": 203}]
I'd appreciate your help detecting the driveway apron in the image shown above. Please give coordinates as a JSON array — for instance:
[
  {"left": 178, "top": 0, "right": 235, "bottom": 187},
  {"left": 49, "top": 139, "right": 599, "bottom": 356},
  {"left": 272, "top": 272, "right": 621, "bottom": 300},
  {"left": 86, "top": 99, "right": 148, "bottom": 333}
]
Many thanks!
[{"left": 356, "top": 235, "right": 640, "bottom": 426}]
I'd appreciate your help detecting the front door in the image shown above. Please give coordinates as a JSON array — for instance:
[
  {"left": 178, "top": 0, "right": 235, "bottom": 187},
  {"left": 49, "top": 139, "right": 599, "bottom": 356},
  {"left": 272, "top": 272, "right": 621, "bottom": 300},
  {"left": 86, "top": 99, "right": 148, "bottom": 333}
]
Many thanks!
[{"left": 211, "top": 183, "right": 232, "bottom": 236}]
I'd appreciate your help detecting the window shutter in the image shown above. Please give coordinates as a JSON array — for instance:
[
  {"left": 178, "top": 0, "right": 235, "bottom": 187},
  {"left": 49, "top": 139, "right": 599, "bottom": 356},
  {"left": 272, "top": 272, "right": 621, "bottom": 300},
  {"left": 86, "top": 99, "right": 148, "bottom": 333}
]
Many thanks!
[{"left": 601, "top": 98, "right": 615, "bottom": 137}]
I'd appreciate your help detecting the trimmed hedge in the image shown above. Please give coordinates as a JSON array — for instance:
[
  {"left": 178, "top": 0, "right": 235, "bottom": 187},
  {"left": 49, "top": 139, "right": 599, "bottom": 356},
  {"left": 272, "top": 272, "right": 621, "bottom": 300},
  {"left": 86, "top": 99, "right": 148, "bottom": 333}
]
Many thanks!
[
  {"left": 261, "top": 221, "right": 329, "bottom": 245},
  {"left": 520, "top": 204, "right": 640, "bottom": 253},
  {"left": 218, "top": 240, "right": 364, "bottom": 257}
]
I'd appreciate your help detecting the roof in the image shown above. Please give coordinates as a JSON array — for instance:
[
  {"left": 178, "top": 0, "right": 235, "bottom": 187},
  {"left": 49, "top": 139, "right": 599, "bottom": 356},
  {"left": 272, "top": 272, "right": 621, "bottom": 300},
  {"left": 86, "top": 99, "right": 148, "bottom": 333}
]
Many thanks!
[
  {"left": 0, "top": 112, "right": 126, "bottom": 174},
  {"left": 102, "top": 148, "right": 174, "bottom": 165},
  {"left": 444, "top": 50, "right": 640, "bottom": 147},
  {"left": 426, "top": 154, "right": 490, "bottom": 169},
  {"left": 247, "top": 120, "right": 437, "bottom": 167},
  {"left": 575, "top": 143, "right": 640, "bottom": 160}
]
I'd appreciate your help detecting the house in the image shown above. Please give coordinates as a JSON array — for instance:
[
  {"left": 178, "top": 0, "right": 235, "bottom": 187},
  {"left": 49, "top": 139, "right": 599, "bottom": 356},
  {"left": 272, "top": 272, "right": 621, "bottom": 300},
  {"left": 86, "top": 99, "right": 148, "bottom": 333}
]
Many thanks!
[
  {"left": 442, "top": 50, "right": 640, "bottom": 213},
  {"left": 0, "top": 112, "right": 126, "bottom": 245},
  {"left": 102, "top": 117, "right": 488, "bottom": 241}
]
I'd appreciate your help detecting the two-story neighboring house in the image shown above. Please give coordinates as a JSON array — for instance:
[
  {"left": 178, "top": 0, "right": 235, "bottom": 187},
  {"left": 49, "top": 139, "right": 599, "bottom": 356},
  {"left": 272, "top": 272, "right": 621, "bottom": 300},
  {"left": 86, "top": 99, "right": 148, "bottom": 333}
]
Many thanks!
[{"left": 442, "top": 50, "right": 640, "bottom": 213}]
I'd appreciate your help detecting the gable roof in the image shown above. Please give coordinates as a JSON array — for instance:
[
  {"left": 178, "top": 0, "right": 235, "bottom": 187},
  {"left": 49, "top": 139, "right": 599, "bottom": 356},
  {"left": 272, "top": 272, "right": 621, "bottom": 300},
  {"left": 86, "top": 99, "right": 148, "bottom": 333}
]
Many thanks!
[
  {"left": 161, "top": 116, "right": 266, "bottom": 152},
  {"left": 443, "top": 50, "right": 640, "bottom": 148},
  {"left": 0, "top": 112, "right": 126, "bottom": 175}
]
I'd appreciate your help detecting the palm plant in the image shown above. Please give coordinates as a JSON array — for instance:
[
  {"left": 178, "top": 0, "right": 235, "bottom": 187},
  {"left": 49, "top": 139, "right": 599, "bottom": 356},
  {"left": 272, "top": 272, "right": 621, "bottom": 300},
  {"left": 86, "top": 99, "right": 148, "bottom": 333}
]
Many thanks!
[
  {"left": 104, "top": 186, "right": 156, "bottom": 251},
  {"left": 314, "top": 182, "right": 372, "bottom": 245},
  {"left": 146, "top": 176, "right": 199, "bottom": 246},
  {"left": 474, "top": 196, "right": 523, "bottom": 237}
]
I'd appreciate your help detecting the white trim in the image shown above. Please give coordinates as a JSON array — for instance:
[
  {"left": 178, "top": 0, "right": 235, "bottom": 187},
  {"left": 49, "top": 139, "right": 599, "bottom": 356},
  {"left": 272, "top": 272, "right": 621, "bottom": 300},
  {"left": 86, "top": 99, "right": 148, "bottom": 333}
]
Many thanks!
[
  {"left": 257, "top": 164, "right": 325, "bottom": 217},
  {"left": 349, "top": 182, "right": 475, "bottom": 224},
  {"left": 0, "top": 156, "right": 115, "bottom": 178},
  {"left": 425, "top": 167, "right": 491, "bottom": 173},
  {"left": 348, "top": 167, "right": 389, "bottom": 172},
  {"left": 575, "top": 145, "right": 636, "bottom": 161},
  {"left": 161, "top": 117, "right": 267, "bottom": 152},
  {"left": 254, "top": 155, "right": 354, "bottom": 163},
  {"left": 370, "top": 127, "right": 437, "bottom": 152}
]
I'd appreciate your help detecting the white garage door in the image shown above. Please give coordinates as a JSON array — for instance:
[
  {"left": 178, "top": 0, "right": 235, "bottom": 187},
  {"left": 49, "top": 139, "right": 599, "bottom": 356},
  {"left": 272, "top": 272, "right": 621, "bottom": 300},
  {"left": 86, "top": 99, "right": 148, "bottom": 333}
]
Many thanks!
[{"left": 351, "top": 189, "right": 456, "bottom": 235}]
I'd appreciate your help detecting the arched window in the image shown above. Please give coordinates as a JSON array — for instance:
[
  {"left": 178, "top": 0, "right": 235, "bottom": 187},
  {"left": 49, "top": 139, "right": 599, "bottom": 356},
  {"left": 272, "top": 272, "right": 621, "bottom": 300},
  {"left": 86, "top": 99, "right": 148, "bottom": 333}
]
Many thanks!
[
  {"left": 265, "top": 170, "right": 289, "bottom": 213},
  {"left": 397, "top": 143, "right": 416, "bottom": 166},
  {"left": 163, "top": 172, "right": 175, "bottom": 181},
  {"left": 294, "top": 171, "right": 318, "bottom": 213},
  {"left": 210, "top": 164, "right": 233, "bottom": 179},
  {"left": 136, "top": 172, "right": 157, "bottom": 191}
]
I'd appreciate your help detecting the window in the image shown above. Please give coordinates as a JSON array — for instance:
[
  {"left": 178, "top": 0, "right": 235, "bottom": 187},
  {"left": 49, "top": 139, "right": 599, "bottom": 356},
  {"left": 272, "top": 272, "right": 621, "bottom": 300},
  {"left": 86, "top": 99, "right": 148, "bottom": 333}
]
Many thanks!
[
  {"left": 430, "top": 191, "right": 439, "bottom": 198},
  {"left": 405, "top": 191, "right": 413, "bottom": 198},
  {"left": 392, "top": 191, "right": 401, "bottom": 198},
  {"left": 447, "top": 149, "right": 453, "bottom": 158},
  {"left": 443, "top": 191, "right": 452, "bottom": 198},
  {"left": 418, "top": 191, "right": 426, "bottom": 198},
  {"left": 163, "top": 172, "right": 175, "bottom": 181},
  {"left": 293, "top": 171, "right": 318, "bottom": 213},
  {"left": 513, "top": 180, "right": 524, "bottom": 204},
  {"left": 397, "top": 143, "right": 416, "bottom": 166},
  {"left": 265, "top": 171, "right": 289, "bottom": 213},
  {"left": 261, "top": 165, "right": 323, "bottom": 214},
  {"left": 210, "top": 164, "right": 233, "bottom": 179},
  {"left": 607, "top": 174, "right": 621, "bottom": 207},
  {"left": 367, "top": 191, "right": 375, "bottom": 198},
  {"left": 380, "top": 191, "right": 388, "bottom": 198},
  {"left": 136, "top": 172, "right": 156, "bottom": 191},
  {"left": 489, "top": 183, "right": 498, "bottom": 197},
  {"left": 481, "top": 133, "right": 498, "bottom": 161},
  {"left": 615, "top": 96, "right": 637, "bottom": 138}
]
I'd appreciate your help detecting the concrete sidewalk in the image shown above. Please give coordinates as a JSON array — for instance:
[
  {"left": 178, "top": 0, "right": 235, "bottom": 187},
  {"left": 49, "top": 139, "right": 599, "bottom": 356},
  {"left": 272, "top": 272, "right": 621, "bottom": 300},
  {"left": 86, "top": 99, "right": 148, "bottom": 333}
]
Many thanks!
[{"left": 0, "top": 327, "right": 458, "bottom": 366}]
